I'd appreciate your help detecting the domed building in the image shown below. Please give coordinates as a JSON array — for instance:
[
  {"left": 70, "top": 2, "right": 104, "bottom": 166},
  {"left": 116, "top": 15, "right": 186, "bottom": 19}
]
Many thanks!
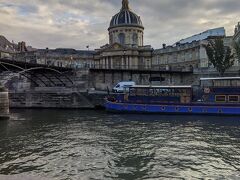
[
  {"left": 91, "top": 0, "right": 153, "bottom": 90},
  {"left": 108, "top": 0, "right": 144, "bottom": 46}
]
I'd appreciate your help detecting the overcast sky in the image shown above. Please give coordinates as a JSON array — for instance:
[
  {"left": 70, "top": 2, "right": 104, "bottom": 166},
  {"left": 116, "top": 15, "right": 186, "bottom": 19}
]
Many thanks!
[{"left": 0, "top": 0, "right": 239, "bottom": 50}]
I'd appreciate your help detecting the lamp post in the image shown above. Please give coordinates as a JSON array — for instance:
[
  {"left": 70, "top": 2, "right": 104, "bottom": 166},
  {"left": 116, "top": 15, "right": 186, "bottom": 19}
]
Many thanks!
[
  {"left": 86, "top": 45, "right": 91, "bottom": 68},
  {"left": 123, "top": 50, "right": 126, "bottom": 69},
  {"left": 70, "top": 56, "right": 73, "bottom": 68}
]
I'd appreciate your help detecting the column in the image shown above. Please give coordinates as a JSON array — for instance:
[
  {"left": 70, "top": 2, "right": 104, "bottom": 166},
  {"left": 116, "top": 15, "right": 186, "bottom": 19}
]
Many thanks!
[
  {"left": 104, "top": 57, "right": 107, "bottom": 69},
  {"left": 121, "top": 56, "right": 124, "bottom": 69},
  {"left": 129, "top": 56, "right": 132, "bottom": 69},
  {"left": 106, "top": 57, "right": 108, "bottom": 69},
  {"left": 111, "top": 57, "right": 113, "bottom": 69}
]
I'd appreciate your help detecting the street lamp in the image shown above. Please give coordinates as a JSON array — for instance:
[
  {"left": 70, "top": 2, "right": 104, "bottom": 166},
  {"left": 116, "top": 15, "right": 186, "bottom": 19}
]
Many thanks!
[{"left": 123, "top": 50, "right": 126, "bottom": 69}]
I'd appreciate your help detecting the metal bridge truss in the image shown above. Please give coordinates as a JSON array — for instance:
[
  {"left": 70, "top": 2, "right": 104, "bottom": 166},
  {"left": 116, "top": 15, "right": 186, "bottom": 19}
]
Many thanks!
[{"left": 0, "top": 61, "right": 74, "bottom": 87}]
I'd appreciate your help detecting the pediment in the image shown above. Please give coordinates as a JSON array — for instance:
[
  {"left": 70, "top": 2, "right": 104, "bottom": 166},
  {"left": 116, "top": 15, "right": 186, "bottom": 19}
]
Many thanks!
[{"left": 102, "top": 43, "right": 125, "bottom": 51}]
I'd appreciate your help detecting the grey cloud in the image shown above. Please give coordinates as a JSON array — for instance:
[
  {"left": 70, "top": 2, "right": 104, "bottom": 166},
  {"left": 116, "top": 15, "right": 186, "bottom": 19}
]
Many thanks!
[{"left": 0, "top": 0, "right": 239, "bottom": 49}]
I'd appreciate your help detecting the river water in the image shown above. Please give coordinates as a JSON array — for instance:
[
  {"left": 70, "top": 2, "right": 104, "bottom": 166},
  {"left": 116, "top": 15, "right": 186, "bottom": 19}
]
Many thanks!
[{"left": 0, "top": 109, "right": 240, "bottom": 180}]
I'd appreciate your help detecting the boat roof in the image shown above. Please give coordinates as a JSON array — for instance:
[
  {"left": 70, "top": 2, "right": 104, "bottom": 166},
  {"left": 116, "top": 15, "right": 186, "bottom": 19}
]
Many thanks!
[
  {"left": 131, "top": 85, "right": 192, "bottom": 88},
  {"left": 200, "top": 77, "right": 240, "bottom": 81}
]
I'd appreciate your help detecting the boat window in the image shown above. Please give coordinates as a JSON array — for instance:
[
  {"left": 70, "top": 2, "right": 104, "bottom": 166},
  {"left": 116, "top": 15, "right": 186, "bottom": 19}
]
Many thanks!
[
  {"left": 160, "top": 89, "right": 168, "bottom": 96},
  {"left": 129, "top": 88, "right": 136, "bottom": 96},
  {"left": 136, "top": 88, "right": 146, "bottom": 96},
  {"left": 215, "top": 95, "right": 226, "bottom": 103},
  {"left": 155, "top": 89, "right": 161, "bottom": 96},
  {"left": 228, "top": 95, "right": 239, "bottom": 102},
  {"left": 213, "top": 79, "right": 240, "bottom": 87},
  {"left": 224, "top": 80, "right": 231, "bottom": 86},
  {"left": 149, "top": 89, "right": 155, "bottom": 96},
  {"left": 129, "top": 87, "right": 192, "bottom": 97},
  {"left": 231, "top": 80, "right": 240, "bottom": 87}
]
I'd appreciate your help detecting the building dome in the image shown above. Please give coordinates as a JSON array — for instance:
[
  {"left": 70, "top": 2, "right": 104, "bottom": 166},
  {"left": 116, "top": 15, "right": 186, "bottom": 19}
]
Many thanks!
[
  {"left": 108, "top": 0, "right": 144, "bottom": 46},
  {"left": 109, "top": 0, "right": 143, "bottom": 30}
]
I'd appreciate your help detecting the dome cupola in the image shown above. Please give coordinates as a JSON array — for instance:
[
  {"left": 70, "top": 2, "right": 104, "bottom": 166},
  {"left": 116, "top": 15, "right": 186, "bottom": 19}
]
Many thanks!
[
  {"left": 109, "top": 0, "right": 144, "bottom": 30},
  {"left": 108, "top": 0, "right": 144, "bottom": 46}
]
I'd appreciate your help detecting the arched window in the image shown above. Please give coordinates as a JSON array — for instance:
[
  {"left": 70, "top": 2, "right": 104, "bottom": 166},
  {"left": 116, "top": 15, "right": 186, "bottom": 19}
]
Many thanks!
[
  {"left": 132, "top": 33, "right": 138, "bottom": 45},
  {"left": 118, "top": 33, "right": 125, "bottom": 45}
]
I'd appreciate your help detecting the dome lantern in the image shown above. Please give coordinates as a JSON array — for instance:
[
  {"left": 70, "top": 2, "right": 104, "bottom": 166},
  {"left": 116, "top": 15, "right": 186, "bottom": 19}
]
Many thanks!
[{"left": 122, "top": 0, "right": 130, "bottom": 10}]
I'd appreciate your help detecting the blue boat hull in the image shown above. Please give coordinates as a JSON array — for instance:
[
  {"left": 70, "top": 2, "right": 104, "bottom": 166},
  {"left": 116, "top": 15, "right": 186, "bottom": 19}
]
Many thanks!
[{"left": 105, "top": 101, "right": 240, "bottom": 115}]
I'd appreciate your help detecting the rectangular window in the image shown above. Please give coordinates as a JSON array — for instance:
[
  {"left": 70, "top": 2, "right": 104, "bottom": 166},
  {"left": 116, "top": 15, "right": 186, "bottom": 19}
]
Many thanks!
[
  {"left": 136, "top": 88, "right": 145, "bottom": 96},
  {"left": 228, "top": 95, "right": 239, "bottom": 103},
  {"left": 215, "top": 95, "right": 226, "bottom": 103},
  {"left": 129, "top": 88, "right": 136, "bottom": 96},
  {"left": 231, "top": 80, "right": 238, "bottom": 87}
]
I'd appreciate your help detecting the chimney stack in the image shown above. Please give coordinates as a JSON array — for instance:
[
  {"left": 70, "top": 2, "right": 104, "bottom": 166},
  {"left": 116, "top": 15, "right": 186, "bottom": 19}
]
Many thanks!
[{"left": 18, "top": 41, "right": 26, "bottom": 52}]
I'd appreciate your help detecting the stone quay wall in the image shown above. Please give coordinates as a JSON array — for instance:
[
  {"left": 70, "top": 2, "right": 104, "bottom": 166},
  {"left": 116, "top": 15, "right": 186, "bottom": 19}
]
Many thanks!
[
  {"left": 0, "top": 90, "right": 9, "bottom": 119},
  {"left": 89, "top": 71, "right": 196, "bottom": 91},
  {"left": 9, "top": 90, "right": 106, "bottom": 109}
]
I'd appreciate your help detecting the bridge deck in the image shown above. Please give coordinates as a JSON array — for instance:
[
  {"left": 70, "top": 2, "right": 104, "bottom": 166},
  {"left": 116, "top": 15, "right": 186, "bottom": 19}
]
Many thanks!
[{"left": 0, "top": 58, "right": 73, "bottom": 72}]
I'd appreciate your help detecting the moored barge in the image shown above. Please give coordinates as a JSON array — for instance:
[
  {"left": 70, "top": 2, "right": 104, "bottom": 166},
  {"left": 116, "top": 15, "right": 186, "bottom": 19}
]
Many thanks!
[{"left": 105, "top": 77, "right": 240, "bottom": 115}]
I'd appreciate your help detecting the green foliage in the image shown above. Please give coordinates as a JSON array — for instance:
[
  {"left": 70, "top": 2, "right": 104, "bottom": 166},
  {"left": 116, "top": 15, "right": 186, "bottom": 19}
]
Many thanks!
[
  {"left": 204, "top": 39, "right": 234, "bottom": 76},
  {"left": 233, "top": 39, "right": 240, "bottom": 63}
]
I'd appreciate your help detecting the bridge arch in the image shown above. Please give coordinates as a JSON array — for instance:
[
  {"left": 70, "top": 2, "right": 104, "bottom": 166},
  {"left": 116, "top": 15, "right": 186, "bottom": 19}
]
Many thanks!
[{"left": 0, "top": 62, "right": 74, "bottom": 87}]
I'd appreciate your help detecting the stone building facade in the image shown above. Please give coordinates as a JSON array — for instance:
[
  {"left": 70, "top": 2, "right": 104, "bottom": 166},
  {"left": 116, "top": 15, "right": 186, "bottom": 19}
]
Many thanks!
[
  {"left": 91, "top": 0, "right": 156, "bottom": 90},
  {"left": 15, "top": 48, "right": 95, "bottom": 69},
  {"left": 234, "top": 22, "right": 240, "bottom": 42},
  {"left": 152, "top": 28, "right": 239, "bottom": 78},
  {"left": 0, "top": 48, "right": 13, "bottom": 59},
  {"left": 90, "top": 1, "right": 240, "bottom": 90},
  {"left": 153, "top": 40, "right": 208, "bottom": 70},
  {"left": 2, "top": 1, "right": 239, "bottom": 90},
  {"left": 0, "top": 35, "right": 16, "bottom": 59}
]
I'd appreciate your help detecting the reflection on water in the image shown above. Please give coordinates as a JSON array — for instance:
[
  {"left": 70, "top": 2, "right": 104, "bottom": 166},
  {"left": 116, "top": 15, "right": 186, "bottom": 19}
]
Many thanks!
[{"left": 0, "top": 109, "right": 240, "bottom": 179}]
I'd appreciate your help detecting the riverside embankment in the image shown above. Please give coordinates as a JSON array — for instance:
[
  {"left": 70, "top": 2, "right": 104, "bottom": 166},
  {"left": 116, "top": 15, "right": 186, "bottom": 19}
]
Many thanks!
[{"left": 9, "top": 88, "right": 107, "bottom": 109}]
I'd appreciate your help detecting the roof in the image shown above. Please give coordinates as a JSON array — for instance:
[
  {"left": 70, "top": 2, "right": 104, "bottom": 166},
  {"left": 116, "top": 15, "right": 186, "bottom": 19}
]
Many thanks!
[
  {"left": 176, "top": 27, "right": 225, "bottom": 45},
  {"left": 131, "top": 85, "right": 192, "bottom": 88},
  {"left": 0, "top": 35, "right": 16, "bottom": 53},
  {"left": 200, "top": 77, "right": 240, "bottom": 81},
  {"left": 37, "top": 48, "right": 95, "bottom": 56},
  {"left": 109, "top": 0, "right": 143, "bottom": 29},
  {"left": 109, "top": 10, "right": 143, "bottom": 29}
]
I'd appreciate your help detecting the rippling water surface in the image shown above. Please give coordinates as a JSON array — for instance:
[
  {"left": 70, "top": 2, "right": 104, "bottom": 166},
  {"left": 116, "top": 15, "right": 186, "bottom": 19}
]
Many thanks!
[{"left": 0, "top": 109, "right": 240, "bottom": 179}]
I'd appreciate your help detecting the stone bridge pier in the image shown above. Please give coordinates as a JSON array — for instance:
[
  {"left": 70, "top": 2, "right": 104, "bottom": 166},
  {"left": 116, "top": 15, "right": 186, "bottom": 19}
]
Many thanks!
[{"left": 0, "top": 87, "right": 9, "bottom": 120}]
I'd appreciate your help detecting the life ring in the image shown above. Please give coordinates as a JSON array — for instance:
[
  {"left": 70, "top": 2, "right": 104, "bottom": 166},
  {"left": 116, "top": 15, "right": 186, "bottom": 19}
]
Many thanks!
[{"left": 204, "top": 88, "right": 210, "bottom": 94}]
